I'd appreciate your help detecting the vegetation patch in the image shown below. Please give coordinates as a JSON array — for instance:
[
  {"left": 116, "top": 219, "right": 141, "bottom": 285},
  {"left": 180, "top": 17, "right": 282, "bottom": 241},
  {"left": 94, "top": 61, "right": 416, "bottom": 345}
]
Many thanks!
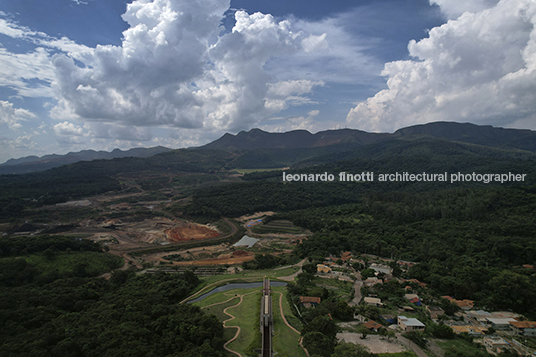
[{"left": 252, "top": 219, "right": 306, "bottom": 234}]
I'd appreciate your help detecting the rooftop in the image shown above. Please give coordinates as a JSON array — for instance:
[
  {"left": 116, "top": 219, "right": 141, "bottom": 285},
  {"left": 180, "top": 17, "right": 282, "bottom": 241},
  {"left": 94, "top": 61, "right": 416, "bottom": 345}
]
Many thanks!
[{"left": 399, "top": 316, "right": 425, "bottom": 327}]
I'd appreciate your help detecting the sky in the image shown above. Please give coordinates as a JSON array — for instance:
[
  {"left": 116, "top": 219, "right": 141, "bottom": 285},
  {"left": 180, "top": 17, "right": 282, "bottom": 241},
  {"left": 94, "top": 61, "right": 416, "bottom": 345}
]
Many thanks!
[{"left": 0, "top": 0, "right": 535, "bottom": 163}]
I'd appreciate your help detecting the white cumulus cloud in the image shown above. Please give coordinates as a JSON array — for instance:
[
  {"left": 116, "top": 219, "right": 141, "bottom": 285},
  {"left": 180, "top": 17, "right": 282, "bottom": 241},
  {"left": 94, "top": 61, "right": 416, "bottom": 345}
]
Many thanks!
[
  {"left": 0, "top": 100, "right": 36, "bottom": 129},
  {"left": 347, "top": 0, "right": 536, "bottom": 132}
]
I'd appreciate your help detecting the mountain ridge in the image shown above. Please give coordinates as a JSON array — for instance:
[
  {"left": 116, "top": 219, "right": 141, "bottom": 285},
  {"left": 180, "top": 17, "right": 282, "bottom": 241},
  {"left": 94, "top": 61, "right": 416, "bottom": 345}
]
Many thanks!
[
  {"left": 0, "top": 146, "right": 173, "bottom": 175},
  {"left": 202, "top": 121, "right": 536, "bottom": 153}
]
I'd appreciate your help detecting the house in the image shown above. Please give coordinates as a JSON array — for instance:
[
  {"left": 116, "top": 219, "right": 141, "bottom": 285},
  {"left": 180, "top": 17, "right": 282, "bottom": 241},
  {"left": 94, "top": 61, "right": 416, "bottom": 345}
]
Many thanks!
[
  {"left": 364, "top": 297, "right": 383, "bottom": 307},
  {"left": 370, "top": 263, "right": 392, "bottom": 276},
  {"left": 362, "top": 320, "right": 383, "bottom": 332},
  {"left": 451, "top": 325, "right": 488, "bottom": 336},
  {"left": 341, "top": 251, "right": 352, "bottom": 262},
  {"left": 404, "top": 294, "right": 422, "bottom": 306},
  {"left": 401, "top": 306, "right": 415, "bottom": 312},
  {"left": 464, "top": 310, "right": 492, "bottom": 324},
  {"left": 509, "top": 321, "right": 536, "bottom": 336},
  {"left": 300, "top": 296, "right": 321, "bottom": 308},
  {"left": 441, "top": 296, "right": 474, "bottom": 310},
  {"left": 363, "top": 277, "right": 383, "bottom": 287},
  {"left": 398, "top": 316, "right": 425, "bottom": 332},
  {"left": 483, "top": 337, "right": 510, "bottom": 352},
  {"left": 426, "top": 306, "right": 445, "bottom": 319},
  {"left": 454, "top": 299, "right": 474, "bottom": 310},
  {"left": 485, "top": 317, "right": 517, "bottom": 330},
  {"left": 317, "top": 264, "right": 332, "bottom": 274}
]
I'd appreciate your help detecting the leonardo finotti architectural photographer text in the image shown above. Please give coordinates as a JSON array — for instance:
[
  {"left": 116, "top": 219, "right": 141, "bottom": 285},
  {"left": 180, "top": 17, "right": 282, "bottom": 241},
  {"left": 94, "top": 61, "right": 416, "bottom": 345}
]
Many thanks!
[{"left": 282, "top": 171, "right": 527, "bottom": 184}]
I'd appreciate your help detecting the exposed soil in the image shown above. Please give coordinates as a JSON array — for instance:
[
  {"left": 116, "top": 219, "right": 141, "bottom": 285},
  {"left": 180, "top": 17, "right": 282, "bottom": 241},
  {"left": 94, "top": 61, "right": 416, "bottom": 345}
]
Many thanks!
[
  {"left": 165, "top": 224, "right": 220, "bottom": 242},
  {"left": 169, "top": 254, "right": 256, "bottom": 266}
]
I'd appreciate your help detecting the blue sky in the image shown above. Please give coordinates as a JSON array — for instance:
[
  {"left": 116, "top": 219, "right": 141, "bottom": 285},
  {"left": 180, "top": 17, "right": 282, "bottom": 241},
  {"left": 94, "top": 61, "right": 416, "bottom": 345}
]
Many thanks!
[{"left": 0, "top": 0, "right": 535, "bottom": 162}]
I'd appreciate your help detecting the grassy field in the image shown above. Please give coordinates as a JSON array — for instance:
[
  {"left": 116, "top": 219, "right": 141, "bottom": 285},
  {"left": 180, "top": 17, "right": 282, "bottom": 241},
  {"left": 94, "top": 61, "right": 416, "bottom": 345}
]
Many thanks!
[
  {"left": 224, "top": 289, "right": 261, "bottom": 355},
  {"left": 275, "top": 286, "right": 302, "bottom": 331},
  {"left": 272, "top": 286, "right": 307, "bottom": 357},
  {"left": 0, "top": 251, "right": 123, "bottom": 277},
  {"left": 192, "top": 284, "right": 306, "bottom": 357},
  {"left": 312, "top": 276, "right": 354, "bottom": 300}
]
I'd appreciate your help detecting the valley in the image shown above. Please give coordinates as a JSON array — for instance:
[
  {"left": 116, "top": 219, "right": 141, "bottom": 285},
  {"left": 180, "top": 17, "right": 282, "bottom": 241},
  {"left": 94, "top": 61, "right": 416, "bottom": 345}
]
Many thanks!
[{"left": 1, "top": 122, "right": 536, "bottom": 357}]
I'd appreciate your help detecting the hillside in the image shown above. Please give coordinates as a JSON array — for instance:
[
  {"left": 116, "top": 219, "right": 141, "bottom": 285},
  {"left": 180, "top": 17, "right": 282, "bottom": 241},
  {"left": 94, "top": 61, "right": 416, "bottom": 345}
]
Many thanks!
[
  {"left": 202, "top": 122, "right": 536, "bottom": 154},
  {"left": 0, "top": 146, "right": 172, "bottom": 175}
]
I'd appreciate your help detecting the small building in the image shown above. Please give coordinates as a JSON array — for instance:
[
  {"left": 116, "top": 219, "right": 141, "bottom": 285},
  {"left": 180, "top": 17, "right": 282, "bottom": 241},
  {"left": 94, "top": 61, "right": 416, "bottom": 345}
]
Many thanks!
[
  {"left": 454, "top": 299, "right": 474, "bottom": 310},
  {"left": 362, "top": 320, "right": 383, "bottom": 332},
  {"left": 451, "top": 325, "right": 488, "bottom": 336},
  {"left": 485, "top": 317, "right": 517, "bottom": 330},
  {"left": 364, "top": 297, "right": 383, "bottom": 307},
  {"left": 363, "top": 277, "right": 383, "bottom": 287},
  {"left": 509, "top": 321, "right": 536, "bottom": 336},
  {"left": 483, "top": 336, "right": 510, "bottom": 352},
  {"left": 426, "top": 306, "right": 445, "bottom": 319},
  {"left": 341, "top": 251, "right": 352, "bottom": 262},
  {"left": 370, "top": 263, "right": 392, "bottom": 276},
  {"left": 317, "top": 264, "right": 332, "bottom": 274},
  {"left": 300, "top": 296, "right": 321, "bottom": 308},
  {"left": 404, "top": 294, "right": 421, "bottom": 306},
  {"left": 464, "top": 310, "right": 492, "bottom": 324},
  {"left": 398, "top": 316, "right": 425, "bottom": 332}
]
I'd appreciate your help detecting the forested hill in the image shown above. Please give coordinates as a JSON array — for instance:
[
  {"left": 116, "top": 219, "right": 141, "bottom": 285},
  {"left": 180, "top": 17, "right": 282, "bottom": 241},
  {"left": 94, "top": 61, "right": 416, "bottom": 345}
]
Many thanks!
[
  {"left": 0, "top": 146, "right": 172, "bottom": 175},
  {"left": 202, "top": 121, "right": 536, "bottom": 153}
]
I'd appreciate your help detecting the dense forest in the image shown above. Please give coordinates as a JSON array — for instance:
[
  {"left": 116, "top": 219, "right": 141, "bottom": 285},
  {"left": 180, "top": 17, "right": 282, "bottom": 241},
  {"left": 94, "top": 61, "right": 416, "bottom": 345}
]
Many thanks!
[
  {"left": 275, "top": 186, "right": 536, "bottom": 318},
  {"left": 0, "top": 236, "right": 225, "bottom": 357}
]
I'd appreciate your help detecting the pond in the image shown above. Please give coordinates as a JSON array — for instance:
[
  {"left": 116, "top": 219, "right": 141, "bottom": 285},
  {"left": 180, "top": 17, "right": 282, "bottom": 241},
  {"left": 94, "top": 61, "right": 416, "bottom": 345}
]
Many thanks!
[{"left": 188, "top": 281, "right": 287, "bottom": 303}]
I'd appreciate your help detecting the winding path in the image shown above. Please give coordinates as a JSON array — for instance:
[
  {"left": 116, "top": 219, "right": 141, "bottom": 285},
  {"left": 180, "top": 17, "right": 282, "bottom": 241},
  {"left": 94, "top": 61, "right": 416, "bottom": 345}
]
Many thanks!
[
  {"left": 221, "top": 291, "right": 258, "bottom": 357},
  {"left": 275, "top": 291, "right": 310, "bottom": 356}
]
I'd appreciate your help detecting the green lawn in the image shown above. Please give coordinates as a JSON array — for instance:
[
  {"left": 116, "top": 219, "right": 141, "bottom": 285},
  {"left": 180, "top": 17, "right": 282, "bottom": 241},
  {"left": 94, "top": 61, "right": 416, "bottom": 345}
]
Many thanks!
[
  {"left": 200, "top": 296, "right": 241, "bottom": 323},
  {"left": 271, "top": 287, "right": 307, "bottom": 357},
  {"left": 274, "top": 286, "right": 302, "bottom": 331},
  {"left": 193, "top": 284, "right": 306, "bottom": 357},
  {"left": 225, "top": 289, "right": 261, "bottom": 355}
]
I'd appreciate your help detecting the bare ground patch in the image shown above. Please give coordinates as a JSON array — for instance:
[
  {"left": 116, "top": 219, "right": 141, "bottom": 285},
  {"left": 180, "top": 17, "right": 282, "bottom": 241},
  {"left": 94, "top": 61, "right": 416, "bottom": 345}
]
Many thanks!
[{"left": 337, "top": 333, "right": 409, "bottom": 354}]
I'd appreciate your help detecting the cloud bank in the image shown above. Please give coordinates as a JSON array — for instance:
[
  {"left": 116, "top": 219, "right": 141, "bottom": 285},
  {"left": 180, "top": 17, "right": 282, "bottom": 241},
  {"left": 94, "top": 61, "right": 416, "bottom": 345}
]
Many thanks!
[
  {"left": 50, "top": 0, "right": 333, "bottom": 136},
  {"left": 347, "top": 0, "right": 536, "bottom": 132}
]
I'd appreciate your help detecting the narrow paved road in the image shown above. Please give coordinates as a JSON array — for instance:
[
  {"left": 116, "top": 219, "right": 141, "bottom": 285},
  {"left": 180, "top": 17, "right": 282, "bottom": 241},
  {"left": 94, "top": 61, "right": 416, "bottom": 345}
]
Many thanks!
[
  {"left": 349, "top": 271, "right": 363, "bottom": 306},
  {"left": 278, "top": 258, "right": 307, "bottom": 282}
]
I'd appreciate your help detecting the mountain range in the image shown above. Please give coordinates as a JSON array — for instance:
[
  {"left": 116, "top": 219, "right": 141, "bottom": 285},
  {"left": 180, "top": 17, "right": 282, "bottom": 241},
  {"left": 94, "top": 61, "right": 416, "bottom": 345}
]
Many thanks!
[
  {"left": 202, "top": 121, "right": 536, "bottom": 152},
  {"left": 0, "top": 146, "right": 172, "bottom": 175},
  {"left": 2, "top": 121, "right": 536, "bottom": 175}
]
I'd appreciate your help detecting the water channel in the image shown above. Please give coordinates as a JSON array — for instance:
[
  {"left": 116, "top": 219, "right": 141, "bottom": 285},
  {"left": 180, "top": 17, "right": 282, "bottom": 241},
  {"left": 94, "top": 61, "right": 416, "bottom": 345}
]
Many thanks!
[{"left": 187, "top": 281, "right": 287, "bottom": 303}]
